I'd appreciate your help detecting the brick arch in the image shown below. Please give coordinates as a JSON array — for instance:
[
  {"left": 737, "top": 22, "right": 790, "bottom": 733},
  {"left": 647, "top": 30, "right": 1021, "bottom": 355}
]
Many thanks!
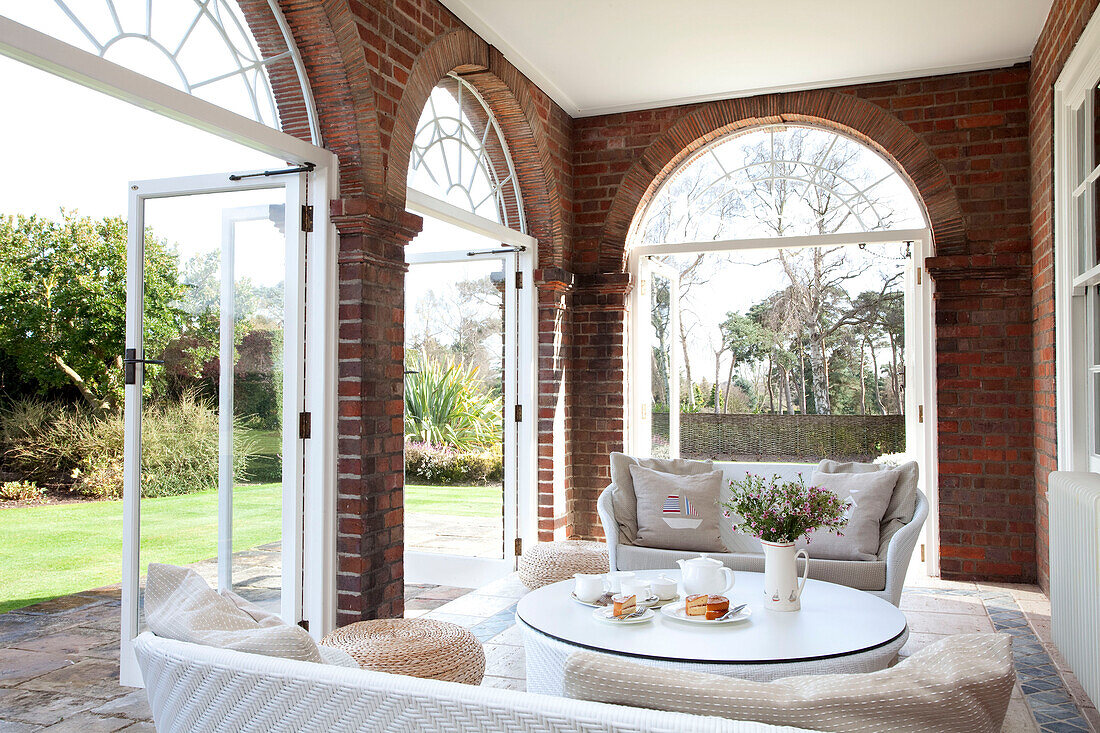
[
  {"left": 255, "top": 0, "right": 386, "bottom": 198},
  {"left": 385, "top": 30, "right": 565, "bottom": 265},
  {"left": 599, "top": 89, "right": 966, "bottom": 272}
]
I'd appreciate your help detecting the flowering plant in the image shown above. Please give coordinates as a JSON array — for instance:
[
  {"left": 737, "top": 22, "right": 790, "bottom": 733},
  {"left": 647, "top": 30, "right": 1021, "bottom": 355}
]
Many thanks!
[{"left": 721, "top": 473, "right": 849, "bottom": 544}]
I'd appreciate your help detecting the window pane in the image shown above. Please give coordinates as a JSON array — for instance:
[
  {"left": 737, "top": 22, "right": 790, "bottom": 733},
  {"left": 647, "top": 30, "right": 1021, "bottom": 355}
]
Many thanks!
[
  {"left": 1093, "top": 371, "right": 1100, "bottom": 457},
  {"left": 1077, "top": 101, "right": 1091, "bottom": 186},
  {"left": 1077, "top": 190, "right": 1090, "bottom": 275},
  {"left": 1092, "top": 286, "right": 1100, "bottom": 367},
  {"left": 650, "top": 271, "right": 674, "bottom": 458}
]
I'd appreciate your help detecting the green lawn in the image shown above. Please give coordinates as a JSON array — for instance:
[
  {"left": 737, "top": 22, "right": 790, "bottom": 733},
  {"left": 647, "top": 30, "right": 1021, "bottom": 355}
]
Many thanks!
[
  {"left": 0, "top": 482, "right": 500, "bottom": 614},
  {"left": 406, "top": 483, "right": 502, "bottom": 517},
  {"left": 0, "top": 483, "right": 282, "bottom": 614}
]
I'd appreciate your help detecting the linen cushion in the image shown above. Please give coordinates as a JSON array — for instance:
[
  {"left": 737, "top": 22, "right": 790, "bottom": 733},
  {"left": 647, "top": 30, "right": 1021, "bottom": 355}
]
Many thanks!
[
  {"left": 817, "top": 459, "right": 919, "bottom": 557},
  {"left": 144, "top": 563, "right": 323, "bottom": 663},
  {"left": 795, "top": 468, "right": 899, "bottom": 561},
  {"left": 563, "top": 633, "right": 1014, "bottom": 733},
  {"left": 630, "top": 465, "right": 725, "bottom": 552},
  {"left": 609, "top": 452, "right": 714, "bottom": 543}
]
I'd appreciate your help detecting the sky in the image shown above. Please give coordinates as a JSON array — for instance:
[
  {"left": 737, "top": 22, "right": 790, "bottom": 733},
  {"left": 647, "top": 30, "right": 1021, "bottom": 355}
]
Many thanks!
[{"left": 0, "top": 52, "right": 289, "bottom": 287}]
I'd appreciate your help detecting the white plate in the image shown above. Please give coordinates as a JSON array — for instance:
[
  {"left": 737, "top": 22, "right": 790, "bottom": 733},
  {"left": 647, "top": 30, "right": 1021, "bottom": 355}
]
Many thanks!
[
  {"left": 591, "top": 606, "right": 655, "bottom": 624},
  {"left": 659, "top": 602, "right": 752, "bottom": 625},
  {"left": 571, "top": 592, "right": 660, "bottom": 608}
]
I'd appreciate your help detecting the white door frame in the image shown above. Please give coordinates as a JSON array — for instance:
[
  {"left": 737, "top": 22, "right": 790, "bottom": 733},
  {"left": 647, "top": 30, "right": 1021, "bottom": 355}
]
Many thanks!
[
  {"left": 402, "top": 249, "right": 522, "bottom": 588},
  {"left": 404, "top": 191, "right": 538, "bottom": 585},
  {"left": 121, "top": 172, "right": 313, "bottom": 686},
  {"left": 0, "top": 12, "right": 339, "bottom": 687},
  {"left": 627, "top": 229, "right": 939, "bottom": 575},
  {"left": 632, "top": 257, "right": 681, "bottom": 458}
]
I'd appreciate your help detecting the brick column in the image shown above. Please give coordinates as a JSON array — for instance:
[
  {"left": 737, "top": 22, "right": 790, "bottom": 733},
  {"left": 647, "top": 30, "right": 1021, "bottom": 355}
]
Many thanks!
[
  {"left": 568, "top": 272, "right": 632, "bottom": 539},
  {"left": 332, "top": 197, "right": 422, "bottom": 624},
  {"left": 535, "top": 268, "right": 574, "bottom": 541}
]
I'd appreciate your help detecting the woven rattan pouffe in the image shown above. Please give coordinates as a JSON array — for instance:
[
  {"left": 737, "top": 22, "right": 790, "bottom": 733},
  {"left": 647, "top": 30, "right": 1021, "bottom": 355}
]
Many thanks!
[
  {"left": 320, "top": 618, "right": 485, "bottom": 685},
  {"left": 517, "top": 539, "right": 609, "bottom": 589}
]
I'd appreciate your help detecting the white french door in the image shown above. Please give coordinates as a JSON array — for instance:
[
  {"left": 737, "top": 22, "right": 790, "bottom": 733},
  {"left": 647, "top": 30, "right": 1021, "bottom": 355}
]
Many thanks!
[
  {"left": 629, "top": 233, "right": 939, "bottom": 574},
  {"left": 120, "top": 171, "right": 307, "bottom": 686},
  {"left": 403, "top": 248, "right": 523, "bottom": 587},
  {"left": 633, "top": 256, "right": 681, "bottom": 458}
]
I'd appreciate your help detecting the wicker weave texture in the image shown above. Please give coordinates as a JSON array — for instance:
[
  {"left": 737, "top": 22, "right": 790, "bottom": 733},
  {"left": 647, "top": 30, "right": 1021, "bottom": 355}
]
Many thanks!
[
  {"left": 321, "top": 618, "right": 485, "bottom": 685},
  {"left": 518, "top": 540, "right": 609, "bottom": 589},
  {"left": 134, "top": 633, "right": 809, "bottom": 733},
  {"left": 654, "top": 412, "right": 904, "bottom": 463}
]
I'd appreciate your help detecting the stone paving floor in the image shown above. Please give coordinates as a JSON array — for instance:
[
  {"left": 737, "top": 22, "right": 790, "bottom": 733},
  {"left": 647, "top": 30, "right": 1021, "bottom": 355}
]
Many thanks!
[
  {"left": 1, "top": 564, "right": 1097, "bottom": 731},
  {"left": 406, "top": 511, "right": 502, "bottom": 558}
]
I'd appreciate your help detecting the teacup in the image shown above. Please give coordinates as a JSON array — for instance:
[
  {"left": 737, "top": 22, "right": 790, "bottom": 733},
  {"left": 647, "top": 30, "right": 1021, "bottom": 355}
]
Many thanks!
[
  {"left": 620, "top": 578, "right": 652, "bottom": 600},
  {"left": 573, "top": 573, "right": 607, "bottom": 603},
  {"left": 651, "top": 574, "right": 678, "bottom": 600},
  {"left": 604, "top": 571, "right": 635, "bottom": 594}
]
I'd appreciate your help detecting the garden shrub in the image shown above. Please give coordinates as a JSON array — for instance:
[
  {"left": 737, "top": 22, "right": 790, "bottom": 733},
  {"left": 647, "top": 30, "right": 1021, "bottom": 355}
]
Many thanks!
[
  {"left": 0, "top": 394, "right": 256, "bottom": 499},
  {"left": 0, "top": 479, "right": 43, "bottom": 502},
  {"left": 404, "top": 355, "right": 500, "bottom": 450},
  {"left": 405, "top": 441, "right": 503, "bottom": 485}
]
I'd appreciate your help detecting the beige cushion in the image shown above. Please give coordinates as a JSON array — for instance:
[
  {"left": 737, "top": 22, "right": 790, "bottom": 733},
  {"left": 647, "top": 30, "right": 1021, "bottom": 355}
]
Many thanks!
[
  {"left": 609, "top": 452, "right": 714, "bottom": 542},
  {"left": 795, "top": 468, "right": 898, "bottom": 561},
  {"left": 817, "top": 459, "right": 919, "bottom": 557},
  {"left": 563, "top": 633, "right": 1014, "bottom": 733},
  {"left": 630, "top": 465, "right": 725, "bottom": 552},
  {"left": 144, "top": 563, "right": 323, "bottom": 663}
]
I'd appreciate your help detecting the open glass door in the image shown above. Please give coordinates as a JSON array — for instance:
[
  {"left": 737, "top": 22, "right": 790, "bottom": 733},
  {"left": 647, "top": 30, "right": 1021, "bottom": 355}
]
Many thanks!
[
  {"left": 635, "top": 257, "right": 680, "bottom": 458},
  {"left": 403, "top": 244, "right": 520, "bottom": 587},
  {"left": 120, "top": 172, "right": 306, "bottom": 686}
]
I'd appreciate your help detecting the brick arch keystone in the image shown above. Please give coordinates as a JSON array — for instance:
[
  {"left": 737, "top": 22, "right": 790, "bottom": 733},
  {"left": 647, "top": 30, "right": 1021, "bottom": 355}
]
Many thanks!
[
  {"left": 599, "top": 89, "right": 966, "bottom": 272},
  {"left": 385, "top": 31, "right": 565, "bottom": 266}
]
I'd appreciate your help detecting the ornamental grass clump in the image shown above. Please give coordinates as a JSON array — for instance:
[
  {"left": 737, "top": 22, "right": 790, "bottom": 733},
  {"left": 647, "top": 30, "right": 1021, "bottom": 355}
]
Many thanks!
[{"left": 721, "top": 473, "right": 849, "bottom": 544}]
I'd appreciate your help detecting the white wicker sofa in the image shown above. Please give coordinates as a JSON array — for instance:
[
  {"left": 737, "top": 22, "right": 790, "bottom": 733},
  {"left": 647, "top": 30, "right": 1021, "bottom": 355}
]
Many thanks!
[
  {"left": 133, "top": 631, "right": 814, "bottom": 732},
  {"left": 597, "top": 460, "right": 928, "bottom": 607}
]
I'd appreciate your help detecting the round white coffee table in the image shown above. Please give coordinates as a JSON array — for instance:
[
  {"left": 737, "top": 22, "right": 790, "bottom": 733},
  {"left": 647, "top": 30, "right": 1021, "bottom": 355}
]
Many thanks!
[{"left": 516, "top": 568, "right": 908, "bottom": 695}]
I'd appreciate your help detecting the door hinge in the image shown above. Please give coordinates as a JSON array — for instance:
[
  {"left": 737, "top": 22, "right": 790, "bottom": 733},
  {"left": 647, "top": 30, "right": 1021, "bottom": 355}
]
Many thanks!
[
  {"left": 515, "top": 271, "right": 523, "bottom": 289},
  {"left": 918, "top": 405, "right": 924, "bottom": 423},
  {"left": 301, "top": 204, "right": 314, "bottom": 233},
  {"left": 299, "top": 411, "right": 312, "bottom": 439},
  {"left": 920, "top": 544, "right": 926, "bottom": 563},
  {"left": 917, "top": 266, "right": 923, "bottom": 285},
  {"left": 514, "top": 537, "right": 523, "bottom": 556},
  {"left": 514, "top": 404, "right": 523, "bottom": 422}
]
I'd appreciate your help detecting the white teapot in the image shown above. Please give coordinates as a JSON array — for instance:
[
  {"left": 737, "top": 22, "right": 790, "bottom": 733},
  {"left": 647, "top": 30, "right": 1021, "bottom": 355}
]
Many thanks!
[{"left": 676, "top": 554, "right": 735, "bottom": 596}]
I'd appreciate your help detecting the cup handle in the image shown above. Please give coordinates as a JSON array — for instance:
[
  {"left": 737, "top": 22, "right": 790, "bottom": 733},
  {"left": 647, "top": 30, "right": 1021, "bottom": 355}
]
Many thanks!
[
  {"left": 720, "top": 567, "right": 735, "bottom": 594},
  {"left": 795, "top": 549, "right": 810, "bottom": 599}
]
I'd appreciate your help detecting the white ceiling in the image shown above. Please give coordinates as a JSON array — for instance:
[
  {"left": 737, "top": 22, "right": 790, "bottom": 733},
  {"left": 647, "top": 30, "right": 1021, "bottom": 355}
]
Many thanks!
[{"left": 442, "top": 0, "right": 1053, "bottom": 117}]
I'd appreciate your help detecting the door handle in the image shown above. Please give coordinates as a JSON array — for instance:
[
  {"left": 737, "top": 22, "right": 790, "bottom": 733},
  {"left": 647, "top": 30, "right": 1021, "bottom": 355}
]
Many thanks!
[{"left": 123, "top": 348, "right": 165, "bottom": 385}]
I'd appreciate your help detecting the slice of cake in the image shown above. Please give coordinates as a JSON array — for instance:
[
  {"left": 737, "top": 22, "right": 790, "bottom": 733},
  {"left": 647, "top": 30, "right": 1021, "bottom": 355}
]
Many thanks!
[
  {"left": 685, "top": 593, "right": 708, "bottom": 616},
  {"left": 705, "top": 595, "right": 730, "bottom": 620},
  {"left": 612, "top": 593, "right": 637, "bottom": 618}
]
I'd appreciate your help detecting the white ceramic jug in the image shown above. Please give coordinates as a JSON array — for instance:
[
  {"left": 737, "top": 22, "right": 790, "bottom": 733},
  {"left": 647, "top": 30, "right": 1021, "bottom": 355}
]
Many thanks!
[
  {"left": 761, "top": 541, "right": 809, "bottom": 612},
  {"left": 676, "top": 554, "right": 735, "bottom": 596}
]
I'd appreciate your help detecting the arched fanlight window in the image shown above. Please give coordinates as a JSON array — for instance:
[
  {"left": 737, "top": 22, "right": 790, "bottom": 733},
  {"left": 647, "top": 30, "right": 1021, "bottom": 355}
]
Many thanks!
[
  {"left": 408, "top": 74, "right": 525, "bottom": 232},
  {"left": 634, "top": 125, "right": 925, "bottom": 244},
  {"left": 2, "top": 1, "right": 317, "bottom": 137}
]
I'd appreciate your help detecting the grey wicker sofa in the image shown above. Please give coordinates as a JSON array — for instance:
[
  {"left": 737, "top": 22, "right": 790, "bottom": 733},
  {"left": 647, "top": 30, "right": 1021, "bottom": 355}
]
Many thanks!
[{"left": 597, "top": 460, "right": 928, "bottom": 607}]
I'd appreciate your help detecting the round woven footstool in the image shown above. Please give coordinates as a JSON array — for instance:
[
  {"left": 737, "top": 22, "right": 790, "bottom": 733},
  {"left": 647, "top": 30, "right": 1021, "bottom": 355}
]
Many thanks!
[
  {"left": 517, "top": 539, "right": 609, "bottom": 589},
  {"left": 320, "top": 618, "right": 485, "bottom": 685}
]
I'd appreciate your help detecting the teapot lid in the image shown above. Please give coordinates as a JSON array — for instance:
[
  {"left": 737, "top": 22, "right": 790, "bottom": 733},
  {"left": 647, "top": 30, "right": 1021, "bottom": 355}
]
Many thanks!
[{"left": 684, "top": 553, "right": 722, "bottom": 566}]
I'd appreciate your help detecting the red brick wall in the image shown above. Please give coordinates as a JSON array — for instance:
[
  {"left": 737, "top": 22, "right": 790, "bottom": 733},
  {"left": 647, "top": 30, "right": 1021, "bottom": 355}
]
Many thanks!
[
  {"left": 568, "top": 69, "right": 1037, "bottom": 582},
  {"left": 1030, "top": 0, "right": 1100, "bottom": 592}
]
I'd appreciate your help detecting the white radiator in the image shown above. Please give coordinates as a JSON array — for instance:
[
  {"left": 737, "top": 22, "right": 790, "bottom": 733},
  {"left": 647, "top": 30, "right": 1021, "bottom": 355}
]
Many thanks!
[{"left": 1050, "top": 471, "right": 1100, "bottom": 708}]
